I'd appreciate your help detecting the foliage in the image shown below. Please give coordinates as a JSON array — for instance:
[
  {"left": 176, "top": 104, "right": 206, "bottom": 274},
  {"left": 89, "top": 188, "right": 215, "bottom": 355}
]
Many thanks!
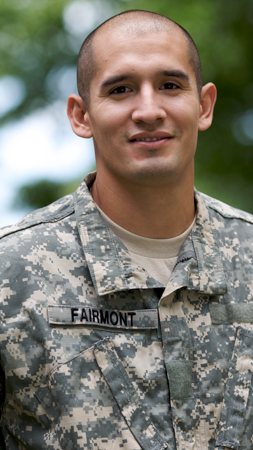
[
  {"left": 0, "top": 0, "right": 116, "bottom": 123},
  {"left": 0, "top": 0, "right": 73, "bottom": 122},
  {"left": 13, "top": 179, "right": 81, "bottom": 210},
  {"left": 1, "top": 0, "right": 253, "bottom": 212}
]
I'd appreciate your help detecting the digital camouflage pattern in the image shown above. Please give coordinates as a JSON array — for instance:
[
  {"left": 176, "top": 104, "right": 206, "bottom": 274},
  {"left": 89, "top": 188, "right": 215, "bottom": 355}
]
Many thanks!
[{"left": 1, "top": 172, "right": 253, "bottom": 449}]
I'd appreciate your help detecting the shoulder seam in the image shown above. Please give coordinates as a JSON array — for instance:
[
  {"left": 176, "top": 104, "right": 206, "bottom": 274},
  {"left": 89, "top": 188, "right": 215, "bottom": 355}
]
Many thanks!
[
  {"left": 0, "top": 205, "right": 75, "bottom": 240},
  {"left": 209, "top": 204, "right": 253, "bottom": 224},
  {"left": 195, "top": 189, "right": 253, "bottom": 224}
]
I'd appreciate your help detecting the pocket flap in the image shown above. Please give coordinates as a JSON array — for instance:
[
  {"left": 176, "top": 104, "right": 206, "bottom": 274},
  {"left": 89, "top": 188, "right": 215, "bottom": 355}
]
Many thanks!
[{"left": 94, "top": 338, "right": 169, "bottom": 450}]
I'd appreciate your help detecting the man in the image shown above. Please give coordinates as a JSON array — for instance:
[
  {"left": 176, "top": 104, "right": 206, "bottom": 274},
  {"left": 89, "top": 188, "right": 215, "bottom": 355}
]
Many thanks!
[{"left": 0, "top": 9, "right": 253, "bottom": 450}]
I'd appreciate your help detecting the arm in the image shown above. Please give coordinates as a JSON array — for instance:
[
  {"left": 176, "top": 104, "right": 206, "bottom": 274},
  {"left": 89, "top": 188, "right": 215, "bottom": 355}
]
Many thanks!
[{"left": 0, "top": 363, "right": 6, "bottom": 449}]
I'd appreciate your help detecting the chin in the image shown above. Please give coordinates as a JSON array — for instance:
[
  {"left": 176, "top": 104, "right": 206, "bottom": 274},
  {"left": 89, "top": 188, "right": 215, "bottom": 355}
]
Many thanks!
[{"left": 125, "top": 166, "right": 179, "bottom": 186}]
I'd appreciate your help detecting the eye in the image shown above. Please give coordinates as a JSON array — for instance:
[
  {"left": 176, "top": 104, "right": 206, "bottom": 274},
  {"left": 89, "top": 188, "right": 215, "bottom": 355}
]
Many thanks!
[
  {"left": 110, "top": 86, "right": 132, "bottom": 94},
  {"left": 160, "top": 82, "right": 179, "bottom": 91}
]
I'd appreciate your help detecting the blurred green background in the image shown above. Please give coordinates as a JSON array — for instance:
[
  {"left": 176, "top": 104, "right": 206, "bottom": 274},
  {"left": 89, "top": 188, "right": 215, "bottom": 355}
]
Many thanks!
[{"left": 1, "top": 0, "right": 253, "bottom": 213}]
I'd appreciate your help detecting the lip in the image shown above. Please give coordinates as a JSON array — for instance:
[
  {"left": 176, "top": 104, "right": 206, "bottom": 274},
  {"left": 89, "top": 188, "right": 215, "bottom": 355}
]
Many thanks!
[
  {"left": 129, "top": 132, "right": 173, "bottom": 149},
  {"left": 130, "top": 131, "right": 173, "bottom": 141}
]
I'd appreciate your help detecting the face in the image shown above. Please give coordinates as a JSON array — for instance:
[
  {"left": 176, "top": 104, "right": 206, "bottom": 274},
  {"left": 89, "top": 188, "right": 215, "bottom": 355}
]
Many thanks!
[{"left": 81, "top": 27, "right": 209, "bottom": 188}]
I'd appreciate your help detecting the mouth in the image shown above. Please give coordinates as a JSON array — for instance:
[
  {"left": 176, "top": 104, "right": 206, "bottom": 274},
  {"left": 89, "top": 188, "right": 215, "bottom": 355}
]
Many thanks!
[
  {"left": 134, "top": 137, "right": 167, "bottom": 142},
  {"left": 129, "top": 134, "right": 172, "bottom": 148},
  {"left": 130, "top": 132, "right": 172, "bottom": 143}
]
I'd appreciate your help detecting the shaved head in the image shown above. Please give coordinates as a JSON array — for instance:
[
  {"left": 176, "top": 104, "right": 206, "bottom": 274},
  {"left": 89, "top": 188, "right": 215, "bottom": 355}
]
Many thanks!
[{"left": 77, "top": 10, "right": 203, "bottom": 108}]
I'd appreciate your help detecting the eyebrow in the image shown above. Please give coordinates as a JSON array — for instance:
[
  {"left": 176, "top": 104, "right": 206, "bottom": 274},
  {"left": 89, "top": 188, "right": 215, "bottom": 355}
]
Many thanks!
[
  {"left": 100, "top": 74, "right": 135, "bottom": 89},
  {"left": 157, "top": 70, "right": 190, "bottom": 82},
  {"left": 100, "top": 69, "right": 190, "bottom": 90}
]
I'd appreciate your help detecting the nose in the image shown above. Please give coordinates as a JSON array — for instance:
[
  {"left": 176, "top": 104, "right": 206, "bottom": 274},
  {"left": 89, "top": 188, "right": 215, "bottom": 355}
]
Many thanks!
[{"left": 131, "top": 85, "right": 167, "bottom": 124}]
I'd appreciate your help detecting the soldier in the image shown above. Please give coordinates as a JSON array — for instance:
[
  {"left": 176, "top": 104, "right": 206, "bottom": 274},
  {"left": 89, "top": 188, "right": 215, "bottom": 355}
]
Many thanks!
[{"left": 1, "top": 9, "right": 253, "bottom": 450}]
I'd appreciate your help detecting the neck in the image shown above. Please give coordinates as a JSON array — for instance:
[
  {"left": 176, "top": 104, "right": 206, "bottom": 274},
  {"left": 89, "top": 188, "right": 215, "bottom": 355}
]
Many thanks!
[{"left": 92, "top": 171, "right": 195, "bottom": 239}]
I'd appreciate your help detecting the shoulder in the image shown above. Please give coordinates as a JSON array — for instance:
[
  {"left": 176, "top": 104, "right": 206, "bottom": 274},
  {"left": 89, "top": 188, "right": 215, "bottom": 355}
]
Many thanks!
[
  {"left": 196, "top": 190, "right": 253, "bottom": 225},
  {"left": 0, "top": 193, "right": 75, "bottom": 242}
]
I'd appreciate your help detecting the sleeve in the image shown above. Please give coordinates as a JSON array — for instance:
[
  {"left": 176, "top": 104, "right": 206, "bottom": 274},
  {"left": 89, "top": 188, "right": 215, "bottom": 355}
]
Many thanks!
[{"left": 0, "top": 362, "right": 6, "bottom": 449}]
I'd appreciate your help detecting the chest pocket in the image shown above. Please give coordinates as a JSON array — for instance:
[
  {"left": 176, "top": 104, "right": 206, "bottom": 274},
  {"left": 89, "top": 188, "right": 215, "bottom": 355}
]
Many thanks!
[
  {"left": 216, "top": 327, "right": 253, "bottom": 449},
  {"left": 35, "top": 337, "right": 171, "bottom": 450}
]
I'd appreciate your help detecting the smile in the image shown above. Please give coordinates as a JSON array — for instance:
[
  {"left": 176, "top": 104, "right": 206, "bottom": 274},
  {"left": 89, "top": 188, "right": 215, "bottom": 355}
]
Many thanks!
[{"left": 135, "top": 137, "right": 164, "bottom": 142}]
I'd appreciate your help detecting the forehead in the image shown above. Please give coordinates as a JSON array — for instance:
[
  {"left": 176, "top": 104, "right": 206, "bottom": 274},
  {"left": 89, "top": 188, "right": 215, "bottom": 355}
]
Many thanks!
[{"left": 91, "top": 26, "right": 193, "bottom": 84}]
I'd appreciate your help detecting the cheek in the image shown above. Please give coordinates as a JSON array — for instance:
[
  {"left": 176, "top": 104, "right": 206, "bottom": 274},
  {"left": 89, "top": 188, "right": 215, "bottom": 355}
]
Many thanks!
[
  {"left": 169, "top": 97, "right": 200, "bottom": 125},
  {"left": 93, "top": 112, "right": 121, "bottom": 136},
  {"left": 90, "top": 119, "right": 113, "bottom": 144},
  {"left": 178, "top": 112, "right": 200, "bottom": 140}
]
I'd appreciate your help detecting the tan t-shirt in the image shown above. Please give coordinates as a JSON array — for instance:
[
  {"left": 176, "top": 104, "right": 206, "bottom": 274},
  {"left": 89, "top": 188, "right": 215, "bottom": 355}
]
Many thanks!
[{"left": 97, "top": 206, "right": 195, "bottom": 286}]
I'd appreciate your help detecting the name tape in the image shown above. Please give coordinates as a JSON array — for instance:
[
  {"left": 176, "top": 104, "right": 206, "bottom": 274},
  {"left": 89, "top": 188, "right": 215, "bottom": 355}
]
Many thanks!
[{"left": 48, "top": 305, "right": 158, "bottom": 329}]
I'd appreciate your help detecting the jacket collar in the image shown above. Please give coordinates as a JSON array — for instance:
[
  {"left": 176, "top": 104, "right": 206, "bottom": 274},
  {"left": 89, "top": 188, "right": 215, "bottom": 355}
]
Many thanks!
[
  {"left": 74, "top": 173, "right": 163, "bottom": 296},
  {"left": 74, "top": 174, "right": 226, "bottom": 297}
]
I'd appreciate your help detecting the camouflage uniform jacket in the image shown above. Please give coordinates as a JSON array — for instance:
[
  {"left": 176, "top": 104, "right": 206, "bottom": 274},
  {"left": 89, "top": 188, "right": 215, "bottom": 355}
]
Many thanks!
[{"left": 1, "top": 172, "right": 253, "bottom": 450}]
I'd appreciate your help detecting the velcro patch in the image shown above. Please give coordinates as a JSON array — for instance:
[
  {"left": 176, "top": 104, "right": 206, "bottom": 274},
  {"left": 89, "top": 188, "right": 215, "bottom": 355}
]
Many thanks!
[
  {"left": 48, "top": 305, "right": 158, "bottom": 329},
  {"left": 210, "top": 303, "right": 253, "bottom": 324}
]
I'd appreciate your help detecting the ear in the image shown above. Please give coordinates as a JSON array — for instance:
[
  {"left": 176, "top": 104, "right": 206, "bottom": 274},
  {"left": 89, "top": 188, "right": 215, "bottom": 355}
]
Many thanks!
[
  {"left": 67, "top": 94, "right": 93, "bottom": 138},
  {"left": 198, "top": 83, "right": 217, "bottom": 131}
]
